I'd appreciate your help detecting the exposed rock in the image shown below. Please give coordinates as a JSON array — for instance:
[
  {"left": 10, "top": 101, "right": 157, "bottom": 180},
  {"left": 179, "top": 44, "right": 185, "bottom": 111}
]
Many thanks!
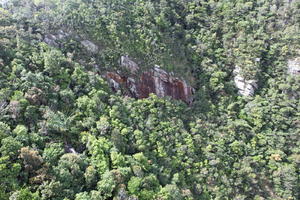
[
  {"left": 288, "top": 58, "right": 300, "bottom": 75},
  {"left": 43, "top": 31, "right": 100, "bottom": 54},
  {"left": 64, "top": 144, "right": 78, "bottom": 154},
  {"left": 285, "top": 58, "right": 300, "bottom": 99},
  {"left": 44, "top": 34, "right": 58, "bottom": 47},
  {"left": 43, "top": 30, "right": 70, "bottom": 47},
  {"left": 56, "top": 29, "right": 68, "bottom": 39},
  {"left": 106, "top": 57, "right": 194, "bottom": 104},
  {"left": 233, "top": 66, "right": 258, "bottom": 96},
  {"left": 127, "top": 77, "right": 138, "bottom": 97},
  {"left": 120, "top": 55, "right": 139, "bottom": 73},
  {"left": 80, "top": 40, "right": 99, "bottom": 53},
  {"left": 106, "top": 72, "right": 126, "bottom": 92}
]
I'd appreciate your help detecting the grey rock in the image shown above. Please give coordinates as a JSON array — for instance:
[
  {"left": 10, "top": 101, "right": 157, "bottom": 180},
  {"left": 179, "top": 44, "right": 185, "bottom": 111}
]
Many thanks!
[
  {"left": 108, "top": 78, "right": 120, "bottom": 91},
  {"left": 80, "top": 40, "right": 99, "bottom": 53},
  {"left": 57, "top": 29, "right": 69, "bottom": 39},
  {"left": 43, "top": 30, "right": 70, "bottom": 47},
  {"left": 44, "top": 34, "right": 58, "bottom": 47},
  {"left": 127, "top": 77, "right": 138, "bottom": 97},
  {"left": 120, "top": 56, "right": 139, "bottom": 73}
]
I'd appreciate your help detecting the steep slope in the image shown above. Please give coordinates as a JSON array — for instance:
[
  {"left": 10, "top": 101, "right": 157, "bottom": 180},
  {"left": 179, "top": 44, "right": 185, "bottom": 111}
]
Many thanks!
[{"left": 0, "top": 1, "right": 300, "bottom": 200}]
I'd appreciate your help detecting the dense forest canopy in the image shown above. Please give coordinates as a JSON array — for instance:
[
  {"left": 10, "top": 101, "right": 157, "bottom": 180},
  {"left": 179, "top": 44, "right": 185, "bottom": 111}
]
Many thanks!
[{"left": 0, "top": 0, "right": 300, "bottom": 199}]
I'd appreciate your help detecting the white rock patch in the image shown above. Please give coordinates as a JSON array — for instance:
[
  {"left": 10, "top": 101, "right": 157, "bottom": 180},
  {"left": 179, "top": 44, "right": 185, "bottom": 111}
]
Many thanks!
[
  {"left": 288, "top": 58, "right": 300, "bottom": 75},
  {"left": 233, "top": 66, "right": 258, "bottom": 96}
]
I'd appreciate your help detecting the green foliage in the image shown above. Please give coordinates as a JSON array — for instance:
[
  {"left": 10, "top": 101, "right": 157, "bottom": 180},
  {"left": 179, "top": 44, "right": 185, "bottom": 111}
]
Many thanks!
[
  {"left": 156, "top": 184, "right": 184, "bottom": 200},
  {"left": 97, "top": 171, "right": 116, "bottom": 199},
  {"left": 0, "top": 0, "right": 299, "bottom": 199},
  {"left": 0, "top": 136, "right": 22, "bottom": 159},
  {"left": 0, "top": 122, "right": 10, "bottom": 142},
  {"left": 9, "top": 188, "right": 40, "bottom": 200},
  {"left": 42, "top": 143, "right": 64, "bottom": 166},
  {"left": 86, "top": 135, "right": 112, "bottom": 175},
  {"left": 0, "top": 156, "right": 21, "bottom": 195}
]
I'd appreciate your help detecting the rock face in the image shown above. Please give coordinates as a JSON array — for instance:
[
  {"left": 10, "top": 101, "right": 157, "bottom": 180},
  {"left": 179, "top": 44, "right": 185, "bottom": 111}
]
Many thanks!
[
  {"left": 44, "top": 30, "right": 99, "bottom": 53},
  {"left": 286, "top": 57, "right": 300, "bottom": 99},
  {"left": 288, "top": 58, "right": 300, "bottom": 75},
  {"left": 106, "top": 57, "right": 194, "bottom": 104},
  {"left": 233, "top": 66, "right": 258, "bottom": 96}
]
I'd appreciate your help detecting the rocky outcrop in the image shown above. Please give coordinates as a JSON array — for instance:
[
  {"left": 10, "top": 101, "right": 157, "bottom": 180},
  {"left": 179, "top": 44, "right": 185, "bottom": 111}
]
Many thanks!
[
  {"left": 233, "top": 66, "right": 258, "bottom": 96},
  {"left": 286, "top": 57, "right": 300, "bottom": 99},
  {"left": 44, "top": 34, "right": 59, "bottom": 47},
  {"left": 106, "top": 72, "right": 126, "bottom": 92},
  {"left": 43, "top": 31, "right": 193, "bottom": 103},
  {"left": 288, "top": 58, "right": 300, "bottom": 75},
  {"left": 106, "top": 57, "right": 194, "bottom": 104},
  {"left": 44, "top": 30, "right": 70, "bottom": 47},
  {"left": 80, "top": 40, "right": 99, "bottom": 53},
  {"left": 44, "top": 30, "right": 99, "bottom": 53},
  {"left": 120, "top": 55, "right": 139, "bottom": 73}
]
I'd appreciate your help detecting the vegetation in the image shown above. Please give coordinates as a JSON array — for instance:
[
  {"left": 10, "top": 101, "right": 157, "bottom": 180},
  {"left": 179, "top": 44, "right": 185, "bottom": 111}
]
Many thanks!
[{"left": 0, "top": 0, "right": 299, "bottom": 199}]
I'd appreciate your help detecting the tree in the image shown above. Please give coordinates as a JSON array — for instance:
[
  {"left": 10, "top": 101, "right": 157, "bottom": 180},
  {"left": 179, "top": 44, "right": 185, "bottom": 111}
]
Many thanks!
[
  {"left": 19, "top": 147, "right": 43, "bottom": 176},
  {"left": 0, "top": 122, "right": 10, "bottom": 142},
  {"left": 42, "top": 143, "right": 64, "bottom": 167},
  {"left": 0, "top": 136, "right": 22, "bottom": 159},
  {"left": 0, "top": 156, "right": 21, "bottom": 196},
  {"left": 9, "top": 188, "right": 40, "bottom": 200}
]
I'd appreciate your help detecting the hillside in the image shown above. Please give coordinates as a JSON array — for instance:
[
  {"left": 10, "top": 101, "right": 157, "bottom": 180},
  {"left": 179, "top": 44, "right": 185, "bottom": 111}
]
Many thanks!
[{"left": 0, "top": 0, "right": 300, "bottom": 199}]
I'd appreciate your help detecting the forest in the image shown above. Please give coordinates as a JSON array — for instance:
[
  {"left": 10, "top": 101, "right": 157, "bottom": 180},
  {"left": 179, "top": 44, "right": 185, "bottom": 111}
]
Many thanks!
[{"left": 0, "top": 0, "right": 299, "bottom": 199}]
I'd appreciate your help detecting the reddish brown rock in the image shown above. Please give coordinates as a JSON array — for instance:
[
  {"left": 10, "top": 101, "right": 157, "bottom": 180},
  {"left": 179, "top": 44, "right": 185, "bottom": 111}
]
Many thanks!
[
  {"left": 106, "top": 59, "right": 194, "bottom": 104},
  {"left": 106, "top": 72, "right": 127, "bottom": 85}
]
